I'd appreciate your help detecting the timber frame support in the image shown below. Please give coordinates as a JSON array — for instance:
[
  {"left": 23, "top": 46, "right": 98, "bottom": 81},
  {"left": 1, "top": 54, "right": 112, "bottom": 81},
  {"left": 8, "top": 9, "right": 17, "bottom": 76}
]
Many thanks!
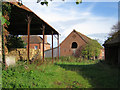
[
  {"left": 57, "top": 34, "right": 59, "bottom": 61},
  {"left": 42, "top": 24, "right": 45, "bottom": 62},
  {"left": 52, "top": 31, "right": 53, "bottom": 63},
  {"left": 27, "top": 15, "right": 32, "bottom": 64}
]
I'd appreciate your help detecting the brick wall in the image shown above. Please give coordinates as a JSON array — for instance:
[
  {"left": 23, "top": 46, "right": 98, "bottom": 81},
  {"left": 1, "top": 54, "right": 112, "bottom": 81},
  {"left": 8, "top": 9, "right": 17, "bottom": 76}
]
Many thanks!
[
  {"left": 60, "top": 31, "right": 86, "bottom": 56},
  {"left": 30, "top": 44, "right": 40, "bottom": 49},
  {"left": 98, "top": 48, "right": 104, "bottom": 60},
  {"left": 25, "top": 43, "right": 50, "bottom": 57},
  {"left": 25, "top": 43, "right": 50, "bottom": 52}
]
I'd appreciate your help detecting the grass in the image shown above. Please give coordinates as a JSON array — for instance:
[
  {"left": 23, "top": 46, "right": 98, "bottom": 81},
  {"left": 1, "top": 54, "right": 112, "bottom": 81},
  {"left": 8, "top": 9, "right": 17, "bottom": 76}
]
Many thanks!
[{"left": 2, "top": 57, "right": 119, "bottom": 88}]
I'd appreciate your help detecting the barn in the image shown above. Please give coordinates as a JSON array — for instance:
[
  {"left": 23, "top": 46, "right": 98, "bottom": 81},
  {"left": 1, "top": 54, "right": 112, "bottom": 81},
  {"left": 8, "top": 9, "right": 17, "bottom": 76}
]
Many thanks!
[
  {"left": 60, "top": 30, "right": 90, "bottom": 57},
  {"left": 45, "top": 30, "right": 104, "bottom": 59},
  {"left": 45, "top": 30, "right": 90, "bottom": 58},
  {"left": 103, "top": 32, "right": 120, "bottom": 64}
]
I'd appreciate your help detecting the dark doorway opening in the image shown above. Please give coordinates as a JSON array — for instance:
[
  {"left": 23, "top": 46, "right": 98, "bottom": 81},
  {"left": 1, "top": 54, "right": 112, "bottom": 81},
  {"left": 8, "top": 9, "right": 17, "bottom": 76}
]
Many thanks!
[{"left": 71, "top": 42, "right": 78, "bottom": 48}]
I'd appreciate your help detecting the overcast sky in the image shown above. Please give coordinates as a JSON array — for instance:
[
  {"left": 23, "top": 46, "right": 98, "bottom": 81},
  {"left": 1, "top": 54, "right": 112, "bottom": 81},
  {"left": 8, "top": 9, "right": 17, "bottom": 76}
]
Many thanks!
[{"left": 22, "top": 0, "right": 118, "bottom": 47}]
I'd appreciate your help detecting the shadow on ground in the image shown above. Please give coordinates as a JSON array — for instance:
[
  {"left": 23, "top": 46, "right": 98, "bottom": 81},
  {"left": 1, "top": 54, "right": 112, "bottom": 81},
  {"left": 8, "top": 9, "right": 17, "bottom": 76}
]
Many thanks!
[{"left": 55, "top": 61, "right": 119, "bottom": 88}]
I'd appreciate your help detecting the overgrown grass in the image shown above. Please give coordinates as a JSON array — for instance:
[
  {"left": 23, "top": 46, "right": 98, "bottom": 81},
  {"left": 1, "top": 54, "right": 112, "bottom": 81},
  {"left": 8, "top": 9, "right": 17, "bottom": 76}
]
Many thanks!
[{"left": 2, "top": 57, "right": 119, "bottom": 88}]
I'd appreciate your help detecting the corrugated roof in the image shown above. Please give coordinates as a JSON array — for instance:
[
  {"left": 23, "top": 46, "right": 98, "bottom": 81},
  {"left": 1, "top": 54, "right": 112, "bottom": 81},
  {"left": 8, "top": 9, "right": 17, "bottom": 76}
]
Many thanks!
[{"left": 4, "top": 1, "right": 59, "bottom": 35}]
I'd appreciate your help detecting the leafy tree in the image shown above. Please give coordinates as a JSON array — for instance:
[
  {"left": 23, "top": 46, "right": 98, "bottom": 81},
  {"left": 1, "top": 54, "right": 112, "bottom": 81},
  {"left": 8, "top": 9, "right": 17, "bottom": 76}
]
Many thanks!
[
  {"left": 6, "top": 35, "right": 26, "bottom": 51},
  {"left": 81, "top": 40, "right": 102, "bottom": 60}
]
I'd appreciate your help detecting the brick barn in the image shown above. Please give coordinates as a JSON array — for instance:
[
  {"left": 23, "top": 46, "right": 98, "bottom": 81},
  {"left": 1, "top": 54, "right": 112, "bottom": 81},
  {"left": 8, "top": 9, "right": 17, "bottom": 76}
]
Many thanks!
[
  {"left": 45, "top": 30, "right": 104, "bottom": 59},
  {"left": 21, "top": 35, "right": 50, "bottom": 51},
  {"left": 60, "top": 30, "right": 90, "bottom": 57}
]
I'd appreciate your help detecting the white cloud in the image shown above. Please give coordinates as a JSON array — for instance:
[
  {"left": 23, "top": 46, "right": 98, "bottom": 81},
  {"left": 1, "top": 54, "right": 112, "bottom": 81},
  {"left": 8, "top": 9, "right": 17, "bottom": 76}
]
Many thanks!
[{"left": 22, "top": 1, "right": 117, "bottom": 47}]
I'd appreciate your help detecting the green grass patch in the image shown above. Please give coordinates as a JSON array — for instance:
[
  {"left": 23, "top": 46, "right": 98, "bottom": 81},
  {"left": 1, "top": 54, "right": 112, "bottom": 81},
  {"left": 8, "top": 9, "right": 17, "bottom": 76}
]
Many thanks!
[{"left": 2, "top": 58, "right": 118, "bottom": 88}]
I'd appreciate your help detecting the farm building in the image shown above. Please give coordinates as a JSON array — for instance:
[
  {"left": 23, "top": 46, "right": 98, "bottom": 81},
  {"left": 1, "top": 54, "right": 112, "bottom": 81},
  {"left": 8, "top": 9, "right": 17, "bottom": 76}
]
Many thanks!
[
  {"left": 45, "top": 30, "right": 104, "bottom": 59},
  {"left": 103, "top": 32, "right": 120, "bottom": 64},
  {"left": 21, "top": 35, "right": 50, "bottom": 51},
  {"left": 1, "top": 1, "right": 59, "bottom": 65},
  {"left": 60, "top": 30, "right": 90, "bottom": 57},
  {"left": 98, "top": 48, "right": 104, "bottom": 60}
]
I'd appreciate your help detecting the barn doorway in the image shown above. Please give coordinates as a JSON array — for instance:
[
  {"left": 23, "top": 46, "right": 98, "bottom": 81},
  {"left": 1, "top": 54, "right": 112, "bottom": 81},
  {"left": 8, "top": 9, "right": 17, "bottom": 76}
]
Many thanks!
[{"left": 71, "top": 42, "right": 78, "bottom": 48}]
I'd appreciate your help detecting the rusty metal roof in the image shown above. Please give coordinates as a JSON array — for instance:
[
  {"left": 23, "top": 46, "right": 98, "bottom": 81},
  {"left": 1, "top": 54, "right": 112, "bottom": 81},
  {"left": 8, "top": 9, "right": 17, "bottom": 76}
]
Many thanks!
[{"left": 5, "top": 1, "right": 59, "bottom": 35}]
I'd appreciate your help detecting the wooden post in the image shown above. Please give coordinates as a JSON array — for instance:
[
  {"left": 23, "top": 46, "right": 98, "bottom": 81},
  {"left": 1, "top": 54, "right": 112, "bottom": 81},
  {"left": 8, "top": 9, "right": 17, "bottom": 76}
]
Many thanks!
[
  {"left": 39, "top": 42, "right": 41, "bottom": 59},
  {"left": 42, "top": 24, "right": 45, "bottom": 62},
  {"left": 57, "top": 34, "right": 59, "bottom": 62},
  {"left": 2, "top": 24, "right": 6, "bottom": 68},
  {"left": 52, "top": 31, "right": 53, "bottom": 64},
  {"left": 27, "top": 16, "right": 32, "bottom": 64}
]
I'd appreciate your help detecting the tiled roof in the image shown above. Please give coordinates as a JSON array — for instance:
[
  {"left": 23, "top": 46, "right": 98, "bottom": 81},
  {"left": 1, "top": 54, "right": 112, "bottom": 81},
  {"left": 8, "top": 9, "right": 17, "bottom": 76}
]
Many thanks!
[
  {"left": 74, "top": 30, "right": 91, "bottom": 43},
  {"left": 60, "top": 29, "right": 91, "bottom": 46},
  {"left": 21, "top": 35, "right": 50, "bottom": 45}
]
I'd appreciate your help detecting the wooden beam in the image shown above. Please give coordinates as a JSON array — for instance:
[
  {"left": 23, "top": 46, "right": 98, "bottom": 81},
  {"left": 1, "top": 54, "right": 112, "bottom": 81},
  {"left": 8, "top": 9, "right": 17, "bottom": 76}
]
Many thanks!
[
  {"left": 57, "top": 34, "right": 59, "bottom": 62},
  {"left": 52, "top": 31, "right": 53, "bottom": 64},
  {"left": 42, "top": 24, "right": 45, "bottom": 62},
  {"left": 27, "top": 15, "right": 32, "bottom": 64}
]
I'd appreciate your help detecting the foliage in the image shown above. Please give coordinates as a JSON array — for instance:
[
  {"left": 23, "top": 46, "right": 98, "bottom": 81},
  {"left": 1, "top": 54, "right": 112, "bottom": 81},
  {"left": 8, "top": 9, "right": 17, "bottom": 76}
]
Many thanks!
[
  {"left": 37, "top": 0, "right": 82, "bottom": 6},
  {"left": 109, "top": 22, "right": 120, "bottom": 37},
  {"left": 2, "top": 59, "right": 118, "bottom": 88},
  {"left": 105, "top": 22, "right": 120, "bottom": 43},
  {"left": 0, "top": 12, "right": 8, "bottom": 25},
  {"left": 45, "top": 56, "right": 83, "bottom": 63},
  {"left": 81, "top": 40, "right": 102, "bottom": 60},
  {"left": 1, "top": 2, "right": 11, "bottom": 26},
  {"left": 6, "top": 35, "right": 26, "bottom": 51},
  {"left": 0, "top": 2, "right": 12, "bottom": 69},
  {"left": 18, "top": 0, "right": 82, "bottom": 6}
]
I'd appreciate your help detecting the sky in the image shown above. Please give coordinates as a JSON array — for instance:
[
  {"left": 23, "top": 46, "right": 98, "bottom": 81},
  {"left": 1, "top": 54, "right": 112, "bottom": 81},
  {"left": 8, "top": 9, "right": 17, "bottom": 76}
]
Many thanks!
[{"left": 22, "top": 0, "right": 118, "bottom": 47}]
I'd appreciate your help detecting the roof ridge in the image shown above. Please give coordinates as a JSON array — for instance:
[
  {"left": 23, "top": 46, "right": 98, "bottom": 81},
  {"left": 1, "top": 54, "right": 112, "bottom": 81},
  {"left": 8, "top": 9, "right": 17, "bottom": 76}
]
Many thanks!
[{"left": 73, "top": 29, "right": 90, "bottom": 43}]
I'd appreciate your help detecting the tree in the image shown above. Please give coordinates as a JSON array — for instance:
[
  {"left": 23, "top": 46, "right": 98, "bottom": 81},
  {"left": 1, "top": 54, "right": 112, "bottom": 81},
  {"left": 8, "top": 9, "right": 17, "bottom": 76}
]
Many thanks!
[
  {"left": 81, "top": 40, "right": 102, "bottom": 60},
  {"left": 105, "top": 22, "right": 120, "bottom": 43},
  {"left": 109, "top": 22, "right": 120, "bottom": 37},
  {"left": 6, "top": 35, "right": 26, "bottom": 51}
]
